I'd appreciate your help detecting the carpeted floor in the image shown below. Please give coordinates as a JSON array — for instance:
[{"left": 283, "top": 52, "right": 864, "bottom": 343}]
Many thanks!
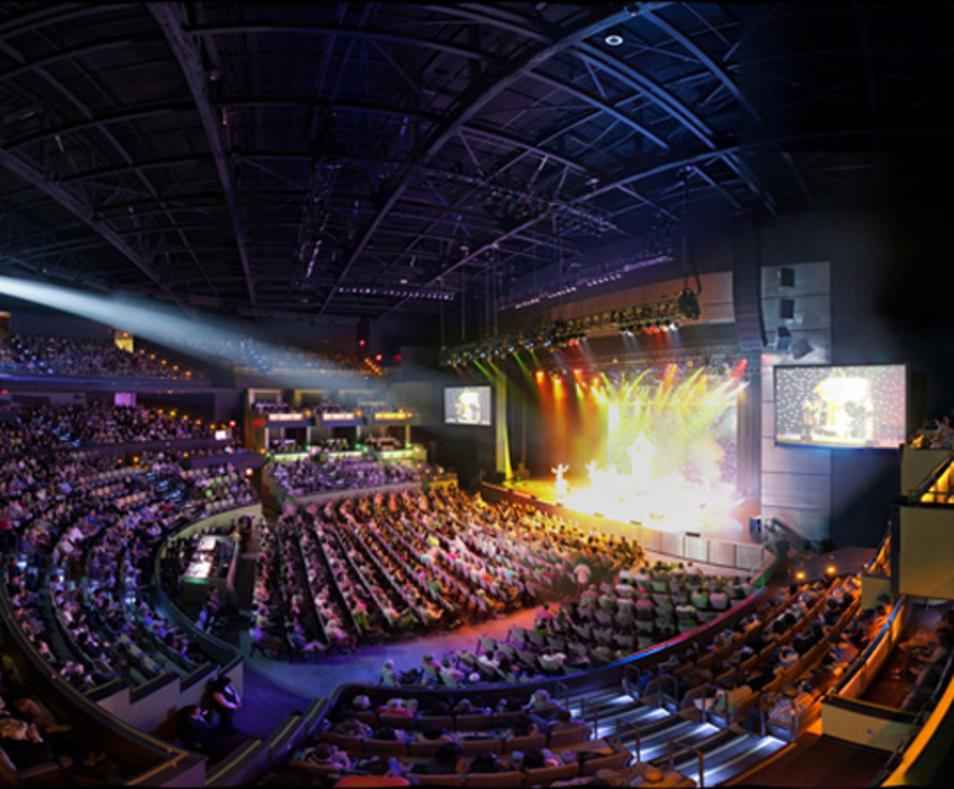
[
  {"left": 738, "top": 733, "right": 890, "bottom": 787},
  {"left": 245, "top": 607, "right": 539, "bottom": 699},
  {"left": 233, "top": 663, "right": 314, "bottom": 740}
]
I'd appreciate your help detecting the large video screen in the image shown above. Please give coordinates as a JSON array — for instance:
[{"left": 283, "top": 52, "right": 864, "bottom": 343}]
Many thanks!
[
  {"left": 775, "top": 364, "right": 906, "bottom": 449},
  {"left": 444, "top": 386, "right": 492, "bottom": 426}
]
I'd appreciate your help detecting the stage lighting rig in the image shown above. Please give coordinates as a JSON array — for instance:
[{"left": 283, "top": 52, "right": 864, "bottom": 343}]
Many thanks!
[
  {"left": 678, "top": 287, "right": 701, "bottom": 320},
  {"left": 437, "top": 290, "right": 698, "bottom": 366}
]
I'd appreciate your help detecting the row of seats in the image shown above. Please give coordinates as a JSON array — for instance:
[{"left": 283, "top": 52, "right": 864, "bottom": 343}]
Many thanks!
[
  {"left": 252, "top": 486, "right": 642, "bottom": 658},
  {"left": 0, "top": 334, "right": 201, "bottom": 380}
]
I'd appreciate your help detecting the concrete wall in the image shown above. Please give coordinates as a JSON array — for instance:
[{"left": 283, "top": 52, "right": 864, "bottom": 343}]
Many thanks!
[
  {"left": 898, "top": 507, "right": 954, "bottom": 600},
  {"left": 760, "top": 261, "right": 833, "bottom": 544}
]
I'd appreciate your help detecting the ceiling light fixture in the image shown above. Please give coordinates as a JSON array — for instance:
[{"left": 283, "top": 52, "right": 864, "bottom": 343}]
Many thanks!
[{"left": 604, "top": 33, "right": 624, "bottom": 46}]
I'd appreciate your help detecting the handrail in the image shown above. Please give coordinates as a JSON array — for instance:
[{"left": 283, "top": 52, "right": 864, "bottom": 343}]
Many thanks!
[
  {"left": 668, "top": 737, "right": 706, "bottom": 788},
  {"left": 832, "top": 596, "right": 905, "bottom": 696},
  {"left": 0, "top": 573, "right": 196, "bottom": 781},
  {"left": 153, "top": 510, "right": 250, "bottom": 667},
  {"left": 864, "top": 530, "right": 891, "bottom": 576},
  {"left": 657, "top": 673, "right": 679, "bottom": 709},
  {"left": 907, "top": 449, "right": 954, "bottom": 503},
  {"left": 631, "top": 723, "right": 644, "bottom": 763}
]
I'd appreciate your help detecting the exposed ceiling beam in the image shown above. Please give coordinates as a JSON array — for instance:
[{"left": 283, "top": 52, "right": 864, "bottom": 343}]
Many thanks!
[
  {"left": 151, "top": 2, "right": 257, "bottom": 307},
  {"left": 0, "top": 147, "right": 172, "bottom": 296},
  {"left": 315, "top": 3, "right": 661, "bottom": 318},
  {"left": 183, "top": 22, "right": 497, "bottom": 63}
]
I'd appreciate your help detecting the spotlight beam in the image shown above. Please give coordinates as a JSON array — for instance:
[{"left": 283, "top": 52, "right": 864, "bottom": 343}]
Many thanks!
[{"left": 0, "top": 274, "right": 381, "bottom": 391}]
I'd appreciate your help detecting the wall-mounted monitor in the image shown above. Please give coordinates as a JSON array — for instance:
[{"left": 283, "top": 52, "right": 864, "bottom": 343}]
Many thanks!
[
  {"left": 444, "top": 386, "right": 492, "bottom": 426},
  {"left": 774, "top": 364, "right": 906, "bottom": 449}
]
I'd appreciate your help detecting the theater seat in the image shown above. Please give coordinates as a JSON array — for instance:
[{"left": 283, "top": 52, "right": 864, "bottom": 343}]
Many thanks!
[
  {"left": 525, "top": 762, "right": 579, "bottom": 786},
  {"left": 548, "top": 724, "right": 590, "bottom": 748},
  {"left": 461, "top": 738, "right": 503, "bottom": 756},
  {"left": 416, "top": 774, "right": 465, "bottom": 786},
  {"left": 463, "top": 770, "right": 525, "bottom": 788},
  {"left": 360, "top": 738, "right": 407, "bottom": 756},
  {"left": 580, "top": 750, "right": 631, "bottom": 775},
  {"left": 502, "top": 733, "right": 546, "bottom": 754}
]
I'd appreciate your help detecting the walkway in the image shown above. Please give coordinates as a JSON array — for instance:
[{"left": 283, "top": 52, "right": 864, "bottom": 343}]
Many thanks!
[
  {"left": 246, "top": 607, "right": 538, "bottom": 699},
  {"left": 736, "top": 732, "right": 889, "bottom": 787}
]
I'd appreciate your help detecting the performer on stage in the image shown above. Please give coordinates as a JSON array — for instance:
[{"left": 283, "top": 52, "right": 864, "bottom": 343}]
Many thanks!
[{"left": 551, "top": 463, "right": 570, "bottom": 500}]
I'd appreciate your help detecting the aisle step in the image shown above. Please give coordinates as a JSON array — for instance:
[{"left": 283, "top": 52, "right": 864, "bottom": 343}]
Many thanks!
[{"left": 686, "top": 735, "right": 787, "bottom": 786}]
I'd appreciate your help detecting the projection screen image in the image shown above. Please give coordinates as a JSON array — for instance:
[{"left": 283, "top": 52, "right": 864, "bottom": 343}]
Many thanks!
[
  {"left": 774, "top": 364, "right": 906, "bottom": 448},
  {"left": 444, "top": 386, "right": 492, "bottom": 426}
]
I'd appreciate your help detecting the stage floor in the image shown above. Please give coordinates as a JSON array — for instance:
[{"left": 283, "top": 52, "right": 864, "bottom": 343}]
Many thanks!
[{"left": 502, "top": 477, "right": 758, "bottom": 545}]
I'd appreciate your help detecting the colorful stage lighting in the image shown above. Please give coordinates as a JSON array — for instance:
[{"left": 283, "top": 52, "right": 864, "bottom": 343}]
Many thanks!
[{"left": 535, "top": 370, "right": 545, "bottom": 383}]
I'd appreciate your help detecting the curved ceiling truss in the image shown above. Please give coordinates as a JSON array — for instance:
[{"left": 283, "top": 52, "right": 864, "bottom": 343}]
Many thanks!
[{"left": 0, "top": 2, "right": 950, "bottom": 318}]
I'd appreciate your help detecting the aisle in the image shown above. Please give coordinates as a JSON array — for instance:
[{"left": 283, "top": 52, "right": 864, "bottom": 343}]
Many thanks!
[
  {"left": 234, "top": 661, "right": 313, "bottom": 740},
  {"left": 247, "top": 607, "right": 538, "bottom": 699}
]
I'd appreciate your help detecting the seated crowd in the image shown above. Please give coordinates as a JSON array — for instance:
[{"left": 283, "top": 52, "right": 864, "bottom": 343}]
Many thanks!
[
  {"left": 0, "top": 335, "right": 200, "bottom": 380},
  {"left": 910, "top": 413, "right": 954, "bottom": 448},
  {"left": 270, "top": 457, "right": 426, "bottom": 497},
  {"left": 284, "top": 686, "right": 626, "bottom": 786},
  {"left": 889, "top": 607, "right": 954, "bottom": 712},
  {"left": 1, "top": 402, "right": 218, "bottom": 447},
  {"left": 251, "top": 487, "right": 641, "bottom": 659},
  {"left": 378, "top": 561, "right": 753, "bottom": 688},
  {"left": 0, "top": 652, "right": 115, "bottom": 781},
  {"left": 608, "top": 573, "right": 875, "bottom": 735},
  {"left": 0, "top": 404, "right": 258, "bottom": 691}
]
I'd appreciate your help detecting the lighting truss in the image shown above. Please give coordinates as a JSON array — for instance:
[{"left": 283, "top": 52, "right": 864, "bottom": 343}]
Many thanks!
[{"left": 439, "top": 287, "right": 699, "bottom": 366}]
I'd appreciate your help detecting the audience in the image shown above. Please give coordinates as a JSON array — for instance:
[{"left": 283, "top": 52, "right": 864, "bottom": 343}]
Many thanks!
[
  {"left": 1, "top": 335, "right": 201, "bottom": 380},
  {"left": 0, "top": 404, "right": 258, "bottom": 690}
]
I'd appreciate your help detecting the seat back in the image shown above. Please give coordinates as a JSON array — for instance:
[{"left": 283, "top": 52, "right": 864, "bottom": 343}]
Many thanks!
[
  {"left": 457, "top": 714, "right": 495, "bottom": 731},
  {"left": 547, "top": 724, "right": 590, "bottom": 748},
  {"left": 463, "top": 771, "right": 525, "bottom": 788},
  {"left": 502, "top": 733, "right": 546, "bottom": 754},
  {"left": 580, "top": 750, "right": 632, "bottom": 775},
  {"left": 378, "top": 714, "right": 415, "bottom": 730},
  {"left": 319, "top": 732, "right": 363, "bottom": 752},
  {"left": 418, "top": 715, "right": 454, "bottom": 730},
  {"left": 409, "top": 739, "right": 447, "bottom": 758},
  {"left": 460, "top": 738, "right": 503, "bottom": 756},
  {"left": 525, "top": 763, "right": 580, "bottom": 786},
  {"left": 417, "top": 774, "right": 465, "bottom": 786},
  {"left": 361, "top": 738, "right": 407, "bottom": 756}
]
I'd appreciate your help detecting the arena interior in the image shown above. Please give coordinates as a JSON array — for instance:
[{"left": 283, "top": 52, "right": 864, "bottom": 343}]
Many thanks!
[{"left": 2, "top": 2, "right": 954, "bottom": 786}]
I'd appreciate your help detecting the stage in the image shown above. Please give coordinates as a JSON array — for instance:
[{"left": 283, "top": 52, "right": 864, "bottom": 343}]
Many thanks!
[
  {"left": 481, "top": 478, "right": 765, "bottom": 574},
  {"left": 500, "top": 477, "right": 757, "bottom": 544}
]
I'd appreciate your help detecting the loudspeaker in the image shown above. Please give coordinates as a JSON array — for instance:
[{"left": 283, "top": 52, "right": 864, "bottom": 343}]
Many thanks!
[
  {"left": 779, "top": 299, "right": 795, "bottom": 320},
  {"left": 749, "top": 516, "right": 762, "bottom": 540},
  {"left": 732, "top": 221, "right": 766, "bottom": 350},
  {"left": 776, "top": 326, "right": 792, "bottom": 351},
  {"left": 778, "top": 267, "right": 796, "bottom": 288},
  {"left": 790, "top": 337, "right": 814, "bottom": 360}
]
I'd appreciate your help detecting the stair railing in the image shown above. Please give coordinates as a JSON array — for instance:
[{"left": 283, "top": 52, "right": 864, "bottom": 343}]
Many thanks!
[{"left": 668, "top": 738, "right": 706, "bottom": 788}]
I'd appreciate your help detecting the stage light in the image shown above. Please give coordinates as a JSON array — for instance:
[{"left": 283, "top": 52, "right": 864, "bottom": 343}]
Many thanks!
[
  {"left": 826, "top": 565, "right": 837, "bottom": 575},
  {"left": 795, "top": 570, "right": 806, "bottom": 581},
  {"left": 604, "top": 32, "right": 624, "bottom": 46},
  {"left": 535, "top": 370, "right": 545, "bottom": 383},
  {"left": 678, "top": 287, "right": 701, "bottom": 320}
]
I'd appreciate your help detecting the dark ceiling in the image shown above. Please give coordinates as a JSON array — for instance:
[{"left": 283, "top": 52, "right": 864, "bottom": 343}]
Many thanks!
[{"left": 0, "top": 2, "right": 951, "bottom": 320}]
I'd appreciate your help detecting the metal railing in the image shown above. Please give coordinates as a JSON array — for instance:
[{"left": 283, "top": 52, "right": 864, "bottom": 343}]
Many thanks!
[
  {"left": 907, "top": 449, "right": 954, "bottom": 504},
  {"left": 656, "top": 674, "right": 679, "bottom": 710},
  {"left": 668, "top": 737, "right": 706, "bottom": 788}
]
